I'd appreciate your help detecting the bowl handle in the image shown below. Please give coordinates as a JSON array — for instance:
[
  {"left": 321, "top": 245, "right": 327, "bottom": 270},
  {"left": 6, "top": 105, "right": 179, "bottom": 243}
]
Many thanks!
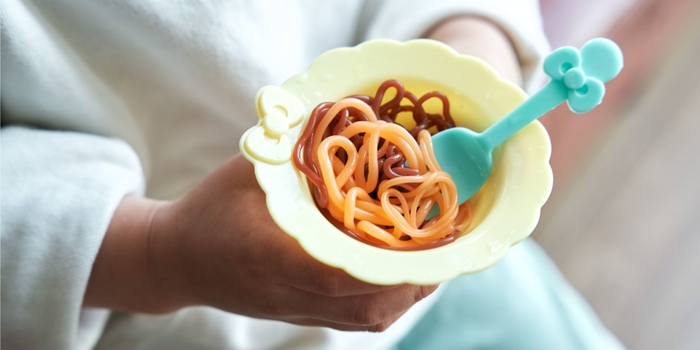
[{"left": 241, "top": 86, "right": 306, "bottom": 164}]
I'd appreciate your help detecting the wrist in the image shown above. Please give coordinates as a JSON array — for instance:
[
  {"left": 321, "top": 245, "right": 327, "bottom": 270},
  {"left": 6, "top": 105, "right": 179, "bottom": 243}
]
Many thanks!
[
  {"left": 84, "top": 196, "right": 196, "bottom": 313},
  {"left": 147, "top": 198, "right": 202, "bottom": 311}
]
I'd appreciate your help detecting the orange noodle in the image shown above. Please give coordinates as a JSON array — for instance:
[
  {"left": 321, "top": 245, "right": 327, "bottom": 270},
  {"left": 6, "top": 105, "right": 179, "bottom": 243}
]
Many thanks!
[{"left": 293, "top": 79, "right": 473, "bottom": 250}]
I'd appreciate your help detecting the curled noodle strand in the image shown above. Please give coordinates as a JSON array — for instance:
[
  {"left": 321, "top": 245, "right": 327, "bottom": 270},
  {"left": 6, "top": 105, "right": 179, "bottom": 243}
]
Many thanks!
[{"left": 293, "top": 80, "right": 473, "bottom": 250}]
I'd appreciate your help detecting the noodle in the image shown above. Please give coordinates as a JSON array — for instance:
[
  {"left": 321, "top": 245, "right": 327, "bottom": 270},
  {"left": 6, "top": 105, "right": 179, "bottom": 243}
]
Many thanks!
[{"left": 293, "top": 79, "right": 473, "bottom": 250}]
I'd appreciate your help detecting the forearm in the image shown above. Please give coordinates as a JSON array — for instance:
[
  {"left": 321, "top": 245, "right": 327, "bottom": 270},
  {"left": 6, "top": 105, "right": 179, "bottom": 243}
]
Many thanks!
[{"left": 426, "top": 16, "right": 522, "bottom": 86}]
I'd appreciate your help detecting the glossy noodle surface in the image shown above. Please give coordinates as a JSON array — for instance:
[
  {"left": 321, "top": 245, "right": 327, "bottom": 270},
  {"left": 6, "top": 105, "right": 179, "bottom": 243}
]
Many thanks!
[{"left": 293, "top": 80, "right": 473, "bottom": 250}]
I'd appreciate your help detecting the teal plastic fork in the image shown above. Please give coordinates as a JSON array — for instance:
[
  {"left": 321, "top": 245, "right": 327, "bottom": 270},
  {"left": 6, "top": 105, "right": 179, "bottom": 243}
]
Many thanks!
[{"left": 430, "top": 38, "right": 623, "bottom": 217}]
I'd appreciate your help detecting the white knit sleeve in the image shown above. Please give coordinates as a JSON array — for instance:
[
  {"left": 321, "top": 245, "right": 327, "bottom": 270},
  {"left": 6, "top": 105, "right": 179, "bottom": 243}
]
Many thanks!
[
  {"left": 1, "top": 127, "right": 145, "bottom": 350},
  {"left": 357, "top": 0, "right": 551, "bottom": 91}
]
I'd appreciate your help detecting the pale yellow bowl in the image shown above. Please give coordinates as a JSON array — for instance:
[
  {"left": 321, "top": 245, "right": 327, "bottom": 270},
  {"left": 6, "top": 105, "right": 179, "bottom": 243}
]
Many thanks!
[{"left": 240, "top": 39, "right": 553, "bottom": 285}]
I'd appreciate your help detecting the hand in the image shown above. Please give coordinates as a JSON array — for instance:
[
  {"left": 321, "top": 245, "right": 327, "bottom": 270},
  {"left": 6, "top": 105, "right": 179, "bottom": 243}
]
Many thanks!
[
  {"left": 426, "top": 16, "right": 523, "bottom": 87},
  {"left": 155, "top": 154, "right": 439, "bottom": 331},
  {"left": 85, "top": 153, "right": 437, "bottom": 332}
]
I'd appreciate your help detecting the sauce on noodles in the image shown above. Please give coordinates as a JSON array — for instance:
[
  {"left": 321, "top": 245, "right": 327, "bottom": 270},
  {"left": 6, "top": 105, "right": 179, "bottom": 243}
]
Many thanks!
[{"left": 293, "top": 79, "right": 473, "bottom": 251}]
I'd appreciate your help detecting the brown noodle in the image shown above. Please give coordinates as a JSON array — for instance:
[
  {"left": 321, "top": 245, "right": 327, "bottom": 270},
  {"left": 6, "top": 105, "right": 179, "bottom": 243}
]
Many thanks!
[{"left": 293, "top": 79, "right": 472, "bottom": 250}]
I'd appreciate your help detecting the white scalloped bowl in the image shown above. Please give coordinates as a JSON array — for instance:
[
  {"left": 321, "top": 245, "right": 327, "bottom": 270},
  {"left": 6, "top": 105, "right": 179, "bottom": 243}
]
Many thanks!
[{"left": 240, "top": 39, "right": 553, "bottom": 285}]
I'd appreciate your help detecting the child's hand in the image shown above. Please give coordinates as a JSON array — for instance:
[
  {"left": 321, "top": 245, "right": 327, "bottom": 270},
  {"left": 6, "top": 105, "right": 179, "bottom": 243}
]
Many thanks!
[
  {"left": 426, "top": 16, "right": 523, "bottom": 87},
  {"left": 156, "top": 154, "right": 438, "bottom": 331},
  {"left": 85, "top": 154, "right": 437, "bottom": 332}
]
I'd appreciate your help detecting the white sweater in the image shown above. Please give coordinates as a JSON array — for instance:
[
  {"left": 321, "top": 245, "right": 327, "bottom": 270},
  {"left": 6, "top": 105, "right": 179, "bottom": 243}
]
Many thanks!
[{"left": 0, "top": 1, "right": 549, "bottom": 349}]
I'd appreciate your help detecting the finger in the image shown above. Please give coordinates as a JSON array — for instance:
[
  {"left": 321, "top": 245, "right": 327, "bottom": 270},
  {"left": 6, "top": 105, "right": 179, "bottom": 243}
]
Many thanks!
[
  {"left": 367, "top": 308, "right": 409, "bottom": 333},
  {"left": 285, "top": 317, "right": 378, "bottom": 332},
  {"left": 272, "top": 240, "right": 403, "bottom": 297},
  {"left": 284, "top": 308, "right": 408, "bottom": 332},
  {"left": 281, "top": 262, "right": 401, "bottom": 297},
  {"left": 274, "top": 283, "right": 438, "bottom": 326}
]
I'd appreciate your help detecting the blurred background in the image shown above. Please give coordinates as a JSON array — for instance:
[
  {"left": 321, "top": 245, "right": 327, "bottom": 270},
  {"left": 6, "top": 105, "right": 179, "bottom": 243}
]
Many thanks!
[{"left": 534, "top": 0, "right": 700, "bottom": 349}]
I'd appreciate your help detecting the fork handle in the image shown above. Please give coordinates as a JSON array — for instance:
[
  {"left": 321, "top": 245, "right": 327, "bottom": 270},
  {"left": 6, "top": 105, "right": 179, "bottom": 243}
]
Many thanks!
[{"left": 478, "top": 81, "right": 567, "bottom": 152}]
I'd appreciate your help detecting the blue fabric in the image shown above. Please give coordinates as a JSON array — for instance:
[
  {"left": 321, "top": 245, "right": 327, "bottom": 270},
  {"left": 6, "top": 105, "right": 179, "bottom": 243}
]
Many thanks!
[{"left": 393, "top": 238, "right": 626, "bottom": 350}]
